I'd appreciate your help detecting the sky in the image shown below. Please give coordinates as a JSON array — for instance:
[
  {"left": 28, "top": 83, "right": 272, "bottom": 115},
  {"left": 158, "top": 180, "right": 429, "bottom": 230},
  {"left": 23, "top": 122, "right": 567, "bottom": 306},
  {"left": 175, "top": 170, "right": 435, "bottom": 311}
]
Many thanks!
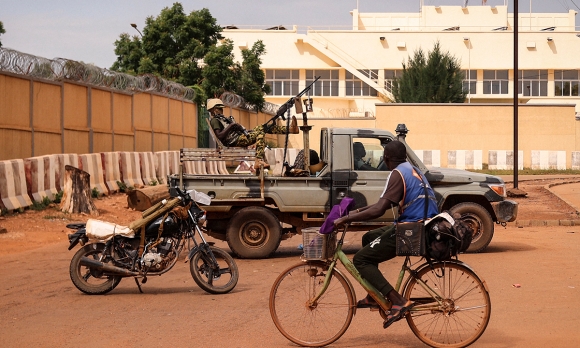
[{"left": 1, "top": 0, "right": 578, "bottom": 69}]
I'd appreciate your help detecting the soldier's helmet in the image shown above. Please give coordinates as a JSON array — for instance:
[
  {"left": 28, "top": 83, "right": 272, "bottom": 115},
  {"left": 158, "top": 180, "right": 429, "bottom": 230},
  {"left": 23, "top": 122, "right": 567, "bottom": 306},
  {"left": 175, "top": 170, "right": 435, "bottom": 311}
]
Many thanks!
[{"left": 207, "top": 98, "right": 225, "bottom": 111}]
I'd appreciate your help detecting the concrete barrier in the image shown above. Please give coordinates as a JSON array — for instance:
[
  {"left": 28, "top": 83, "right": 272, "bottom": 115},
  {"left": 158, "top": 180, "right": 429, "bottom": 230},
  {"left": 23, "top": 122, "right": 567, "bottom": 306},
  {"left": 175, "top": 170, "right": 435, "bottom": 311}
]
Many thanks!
[
  {"left": 447, "top": 150, "right": 482, "bottom": 170},
  {"left": 139, "top": 152, "right": 157, "bottom": 185},
  {"left": 217, "top": 161, "right": 229, "bottom": 175},
  {"left": 155, "top": 151, "right": 176, "bottom": 184},
  {"left": 205, "top": 160, "right": 229, "bottom": 175},
  {"left": 80, "top": 153, "right": 109, "bottom": 195},
  {"left": 488, "top": 150, "right": 524, "bottom": 170},
  {"left": 531, "top": 150, "right": 566, "bottom": 170},
  {"left": 24, "top": 155, "right": 58, "bottom": 202},
  {"left": 206, "top": 161, "right": 219, "bottom": 175},
  {"left": 415, "top": 150, "right": 441, "bottom": 168},
  {"left": 55, "top": 154, "right": 80, "bottom": 192},
  {"left": 119, "top": 152, "right": 144, "bottom": 188},
  {"left": 571, "top": 152, "right": 580, "bottom": 170},
  {"left": 101, "top": 152, "right": 121, "bottom": 193},
  {"left": 183, "top": 160, "right": 207, "bottom": 175},
  {"left": 0, "top": 159, "right": 33, "bottom": 210}
]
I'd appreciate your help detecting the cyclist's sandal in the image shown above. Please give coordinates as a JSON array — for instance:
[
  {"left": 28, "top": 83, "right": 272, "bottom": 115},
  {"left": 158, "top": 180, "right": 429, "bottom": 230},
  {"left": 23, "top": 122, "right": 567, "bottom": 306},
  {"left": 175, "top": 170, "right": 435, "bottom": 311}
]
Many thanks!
[
  {"left": 383, "top": 301, "right": 415, "bottom": 329},
  {"left": 356, "top": 295, "right": 380, "bottom": 309}
]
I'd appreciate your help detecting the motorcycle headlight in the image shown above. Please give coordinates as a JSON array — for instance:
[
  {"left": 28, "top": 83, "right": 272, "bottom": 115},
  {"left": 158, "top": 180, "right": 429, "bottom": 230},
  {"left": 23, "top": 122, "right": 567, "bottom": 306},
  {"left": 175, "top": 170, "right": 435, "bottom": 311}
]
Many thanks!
[{"left": 488, "top": 183, "right": 507, "bottom": 198}]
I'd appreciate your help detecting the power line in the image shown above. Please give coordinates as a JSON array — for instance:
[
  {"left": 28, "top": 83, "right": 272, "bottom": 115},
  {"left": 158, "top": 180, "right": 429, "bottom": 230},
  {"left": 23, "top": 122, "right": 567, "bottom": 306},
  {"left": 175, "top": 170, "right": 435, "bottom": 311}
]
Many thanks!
[{"left": 555, "top": 0, "right": 570, "bottom": 11}]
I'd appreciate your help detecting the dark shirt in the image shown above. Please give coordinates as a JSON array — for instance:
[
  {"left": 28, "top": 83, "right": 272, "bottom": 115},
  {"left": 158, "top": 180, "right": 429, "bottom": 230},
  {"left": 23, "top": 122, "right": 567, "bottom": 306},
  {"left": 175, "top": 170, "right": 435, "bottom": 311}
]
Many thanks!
[{"left": 210, "top": 115, "right": 241, "bottom": 146}]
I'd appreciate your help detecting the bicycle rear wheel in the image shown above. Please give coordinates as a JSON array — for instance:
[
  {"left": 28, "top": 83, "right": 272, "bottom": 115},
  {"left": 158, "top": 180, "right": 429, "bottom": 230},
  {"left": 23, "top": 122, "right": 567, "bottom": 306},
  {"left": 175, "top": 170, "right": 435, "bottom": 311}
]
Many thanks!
[
  {"left": 269, "top": 261, "right": 355, "bottom": 347},
  {"left": 403, "top": 261, "right": 491, "bottom": 348}
]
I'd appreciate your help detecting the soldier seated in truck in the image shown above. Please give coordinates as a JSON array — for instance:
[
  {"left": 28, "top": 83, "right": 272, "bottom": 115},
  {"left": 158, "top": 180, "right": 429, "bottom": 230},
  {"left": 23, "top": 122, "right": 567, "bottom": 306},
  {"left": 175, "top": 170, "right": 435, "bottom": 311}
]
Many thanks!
[{"left": 207, "top": 98, "right": 299, "bottom": 170}]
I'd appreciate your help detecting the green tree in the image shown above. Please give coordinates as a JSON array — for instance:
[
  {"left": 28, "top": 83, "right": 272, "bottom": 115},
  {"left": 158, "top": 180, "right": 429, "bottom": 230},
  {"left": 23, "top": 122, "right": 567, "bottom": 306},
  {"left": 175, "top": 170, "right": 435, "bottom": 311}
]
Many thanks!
[
  {"left": 111, "top": 3, "right": 222, "bottom": 89},
  {"left": 235, "top": 40, "right": 271, "bottom": 111},
  {"left": 111, "top": 3, "right": 271, "bottom": 110},
  {"left": 111, "top": 33, "right": 143, "bottom": 75},
  {"left": 201, "top": 38, "right": 238, "bottom": 100},
  {"left": 392, "top": 42, "right": 466, "bottom": 103},
  {"left": 0, "top": 21, "right": 5, "bottom": 48}
]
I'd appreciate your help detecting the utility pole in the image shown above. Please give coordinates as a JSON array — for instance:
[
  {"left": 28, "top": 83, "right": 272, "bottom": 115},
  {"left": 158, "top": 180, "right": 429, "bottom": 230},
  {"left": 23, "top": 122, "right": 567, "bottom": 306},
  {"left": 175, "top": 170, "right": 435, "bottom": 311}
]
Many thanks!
[{"left": 513, "top": 0, "right": 519, "bottom": 188}]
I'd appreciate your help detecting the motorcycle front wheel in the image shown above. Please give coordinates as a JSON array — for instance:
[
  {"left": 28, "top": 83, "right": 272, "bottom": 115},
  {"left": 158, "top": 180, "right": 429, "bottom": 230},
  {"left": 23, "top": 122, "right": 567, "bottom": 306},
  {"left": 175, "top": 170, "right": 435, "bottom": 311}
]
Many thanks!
[
  {"left": 190, "top": 245, "right": 238, "bottom": 294},
  {"left": 69, "top": 243, "right": 122, "bottom": 295}
]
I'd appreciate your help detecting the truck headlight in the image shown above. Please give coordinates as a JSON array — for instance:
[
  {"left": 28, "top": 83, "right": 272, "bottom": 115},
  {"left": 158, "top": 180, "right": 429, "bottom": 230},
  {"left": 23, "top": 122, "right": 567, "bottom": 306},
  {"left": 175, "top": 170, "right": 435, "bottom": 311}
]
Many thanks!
[{"left": 488, "top": 183, "right": 507, "bottom": 198}]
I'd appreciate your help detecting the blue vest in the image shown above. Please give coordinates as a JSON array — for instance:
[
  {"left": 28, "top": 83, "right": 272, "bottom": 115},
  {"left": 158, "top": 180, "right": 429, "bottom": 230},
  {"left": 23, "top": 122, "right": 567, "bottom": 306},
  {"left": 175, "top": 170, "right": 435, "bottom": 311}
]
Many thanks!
[{"left": 394, "top": 162, "right": 438, "bottom": 222}]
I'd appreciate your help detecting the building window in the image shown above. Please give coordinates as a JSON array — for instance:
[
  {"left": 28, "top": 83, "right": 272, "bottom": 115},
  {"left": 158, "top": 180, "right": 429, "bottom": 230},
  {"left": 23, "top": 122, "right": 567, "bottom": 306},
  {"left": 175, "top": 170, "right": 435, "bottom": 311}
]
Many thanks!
[
  {"left": 266, "top": 69, "right": 299, "bottom": 96},
  {"left": 555, "top": 70, "right": 580, "bottom": 97},
  {"left": 306, "top": 70, "right": 339, "bottom": 96},
  {"left": 518, "top": 70, "right": 548, "bottom": 96},
  {"left": 384, "top": 70, "right": 402, "bottom": 93},
  {"left": 346, "top": 70, "right": 378, "bottom": 96},
  {"left": 462, "top": 70, "right": 477, "bottom": 94},
  {"left": 483, "top": 70, "right": 508, "bottom": 94}
]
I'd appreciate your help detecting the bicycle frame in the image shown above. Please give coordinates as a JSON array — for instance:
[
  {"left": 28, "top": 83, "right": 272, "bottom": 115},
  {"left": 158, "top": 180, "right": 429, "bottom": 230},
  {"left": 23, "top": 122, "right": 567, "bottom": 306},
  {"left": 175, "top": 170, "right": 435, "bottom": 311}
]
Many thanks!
[{"left": 310, "top": 227, "right": 446, "bottom": 313}]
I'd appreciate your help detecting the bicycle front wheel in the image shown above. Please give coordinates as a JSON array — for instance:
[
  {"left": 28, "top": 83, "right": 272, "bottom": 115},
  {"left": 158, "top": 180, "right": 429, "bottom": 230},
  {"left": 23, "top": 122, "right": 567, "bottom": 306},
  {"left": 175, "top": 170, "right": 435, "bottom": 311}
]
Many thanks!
[
  {"left": 403, "top": 261, "right": 491, "bottom": 348},
  {"left": 269, "top": 261, "right": 355, "bottom": 347}
]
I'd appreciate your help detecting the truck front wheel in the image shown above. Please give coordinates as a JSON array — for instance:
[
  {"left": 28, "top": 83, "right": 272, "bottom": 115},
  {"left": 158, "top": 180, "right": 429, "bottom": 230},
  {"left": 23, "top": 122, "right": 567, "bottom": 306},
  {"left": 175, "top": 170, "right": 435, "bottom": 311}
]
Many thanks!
[
  {"left": 226, "top": 207, "right": 282, "bottom": 259},
  {"left": 449, "top": 202, "right": 494, "bottom": 253}
]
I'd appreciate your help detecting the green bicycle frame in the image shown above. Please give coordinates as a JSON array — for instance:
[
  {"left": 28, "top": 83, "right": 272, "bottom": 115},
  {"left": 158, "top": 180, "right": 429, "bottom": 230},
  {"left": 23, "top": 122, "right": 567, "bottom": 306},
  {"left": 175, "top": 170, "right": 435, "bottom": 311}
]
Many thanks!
[{"left": 309, "top": 228, "right": 445, "bottom": 313}]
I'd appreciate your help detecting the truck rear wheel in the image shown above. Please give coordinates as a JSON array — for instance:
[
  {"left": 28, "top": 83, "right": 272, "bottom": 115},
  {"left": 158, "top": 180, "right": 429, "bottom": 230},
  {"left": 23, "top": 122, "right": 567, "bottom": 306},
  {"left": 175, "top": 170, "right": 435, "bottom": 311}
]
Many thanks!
[
  {"left": 449, "top": 202, "right": 494, "bottom": 253},
  {"left": 227, "top": 207, "right": 282, "bottom": 259}
]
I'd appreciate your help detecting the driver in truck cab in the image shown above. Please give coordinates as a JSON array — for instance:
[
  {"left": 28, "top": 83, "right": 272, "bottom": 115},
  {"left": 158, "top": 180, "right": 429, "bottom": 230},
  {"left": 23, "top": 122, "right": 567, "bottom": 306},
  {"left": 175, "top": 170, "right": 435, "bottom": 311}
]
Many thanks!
[{"left": 207, "top": 98, "right": 299, "bottom": 170}]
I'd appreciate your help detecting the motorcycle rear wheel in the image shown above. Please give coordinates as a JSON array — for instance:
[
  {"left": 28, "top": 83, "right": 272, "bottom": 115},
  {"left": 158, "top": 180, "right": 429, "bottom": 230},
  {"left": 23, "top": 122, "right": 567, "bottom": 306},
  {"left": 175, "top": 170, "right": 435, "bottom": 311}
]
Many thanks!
[
  {"left": 190, "top": 245, "right": 238, "bottom": 294},
  {"left": 70, "top": 243, "right": 122, "bottom": 295}
]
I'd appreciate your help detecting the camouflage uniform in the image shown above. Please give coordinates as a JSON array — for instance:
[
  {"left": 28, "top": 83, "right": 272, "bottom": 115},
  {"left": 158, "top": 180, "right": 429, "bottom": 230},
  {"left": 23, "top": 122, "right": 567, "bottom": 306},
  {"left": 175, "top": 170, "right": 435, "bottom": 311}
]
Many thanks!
[{"left": 210, "top": 115, "right": 287, "bottom": 160}]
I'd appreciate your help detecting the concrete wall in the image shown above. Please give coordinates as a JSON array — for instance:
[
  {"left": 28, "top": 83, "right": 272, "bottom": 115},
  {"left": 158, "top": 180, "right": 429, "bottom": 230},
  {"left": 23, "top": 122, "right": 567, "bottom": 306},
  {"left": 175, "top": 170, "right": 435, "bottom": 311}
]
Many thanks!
[
  {"left": 378, "top": 103, "right": 579, "bottom": 168},
  {"left": 286, "top": 103, "right": 580, "bottom": 169},
  {"left": 0, "top": 71, "right": 198, "bottom": 161}
]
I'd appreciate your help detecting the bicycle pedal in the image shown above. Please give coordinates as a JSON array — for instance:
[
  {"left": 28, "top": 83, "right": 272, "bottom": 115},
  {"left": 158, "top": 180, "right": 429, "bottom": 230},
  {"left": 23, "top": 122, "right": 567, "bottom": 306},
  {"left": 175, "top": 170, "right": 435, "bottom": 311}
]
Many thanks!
[{"left": 369, "top": 307, "right": 380, "bottom": 312}]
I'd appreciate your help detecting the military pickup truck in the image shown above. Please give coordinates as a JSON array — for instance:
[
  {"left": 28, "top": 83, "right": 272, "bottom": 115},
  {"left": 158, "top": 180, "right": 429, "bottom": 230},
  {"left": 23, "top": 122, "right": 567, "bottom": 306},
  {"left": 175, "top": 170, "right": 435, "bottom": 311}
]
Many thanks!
[{"left": 169, "top": 124, "right": 517, "bottom": 259}]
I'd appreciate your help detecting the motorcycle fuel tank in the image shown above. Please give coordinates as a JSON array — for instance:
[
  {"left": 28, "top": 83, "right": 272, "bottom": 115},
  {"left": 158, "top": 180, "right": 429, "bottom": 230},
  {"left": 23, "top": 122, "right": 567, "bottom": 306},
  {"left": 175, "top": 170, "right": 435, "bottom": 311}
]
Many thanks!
[{"left": 145, "top": 214, "right": 179, "bottom": 237}]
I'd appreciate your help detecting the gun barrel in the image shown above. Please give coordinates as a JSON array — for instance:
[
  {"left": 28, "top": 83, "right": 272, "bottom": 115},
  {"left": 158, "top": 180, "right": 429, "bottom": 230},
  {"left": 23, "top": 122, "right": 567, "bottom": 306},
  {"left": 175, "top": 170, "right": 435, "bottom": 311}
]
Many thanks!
[{"left": 275, "top": 76, "right": 320, "bottom": 117}]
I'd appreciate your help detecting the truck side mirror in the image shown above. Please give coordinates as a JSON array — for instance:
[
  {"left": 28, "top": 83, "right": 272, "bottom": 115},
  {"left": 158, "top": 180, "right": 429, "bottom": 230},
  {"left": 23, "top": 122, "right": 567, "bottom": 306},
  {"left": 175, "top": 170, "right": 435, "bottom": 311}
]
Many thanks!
[{"left": 395, "top": 124, "right": 408, "bottom": 136}]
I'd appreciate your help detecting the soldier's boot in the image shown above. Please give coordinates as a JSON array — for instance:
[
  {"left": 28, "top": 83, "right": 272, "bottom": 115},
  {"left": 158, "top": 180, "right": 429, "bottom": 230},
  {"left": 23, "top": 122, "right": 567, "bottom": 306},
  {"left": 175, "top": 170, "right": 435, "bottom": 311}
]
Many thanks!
[{"left": 289, "top": 116, "right": 299, "bottom": 134}]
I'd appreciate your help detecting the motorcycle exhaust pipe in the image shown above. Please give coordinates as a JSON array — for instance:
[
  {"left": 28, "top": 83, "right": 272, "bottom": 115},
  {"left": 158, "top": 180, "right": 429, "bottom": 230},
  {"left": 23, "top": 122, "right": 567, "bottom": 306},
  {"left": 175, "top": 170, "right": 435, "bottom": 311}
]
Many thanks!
[{"left": 80, "top": 257, "right": 139, "bottom": 277}]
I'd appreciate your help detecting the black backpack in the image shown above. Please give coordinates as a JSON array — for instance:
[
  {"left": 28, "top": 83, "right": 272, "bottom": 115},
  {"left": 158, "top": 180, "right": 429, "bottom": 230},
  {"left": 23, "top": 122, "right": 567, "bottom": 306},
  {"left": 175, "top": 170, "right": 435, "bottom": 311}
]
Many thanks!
[
  {"left": 426, "top": 212, "right": 474, "bottom": 261},
  {"left": 450, "top": 216, "right": 473, "bottom": 254}
]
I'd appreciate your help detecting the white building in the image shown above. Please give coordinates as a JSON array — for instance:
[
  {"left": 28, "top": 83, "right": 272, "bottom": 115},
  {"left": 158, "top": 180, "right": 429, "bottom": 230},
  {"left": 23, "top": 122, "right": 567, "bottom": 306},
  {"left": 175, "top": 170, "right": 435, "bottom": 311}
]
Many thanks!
[{"left": 223, "top": 5, "right": 580, "bottom": 117}]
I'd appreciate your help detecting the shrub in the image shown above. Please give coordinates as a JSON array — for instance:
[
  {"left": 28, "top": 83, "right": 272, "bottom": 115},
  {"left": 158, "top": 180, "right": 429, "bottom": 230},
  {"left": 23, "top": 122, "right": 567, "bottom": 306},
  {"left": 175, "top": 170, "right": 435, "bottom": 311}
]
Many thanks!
[
  {"left": 53, "top": 191, "right": 64, "bottom": 204},
  {"left": 117, "top": 181, "right": 128, "bottom": 192}
]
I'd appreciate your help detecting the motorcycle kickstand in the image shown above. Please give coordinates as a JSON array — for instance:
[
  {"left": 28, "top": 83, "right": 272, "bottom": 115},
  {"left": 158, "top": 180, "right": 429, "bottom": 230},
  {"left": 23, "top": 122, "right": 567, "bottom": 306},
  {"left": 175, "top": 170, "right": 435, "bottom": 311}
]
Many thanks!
[{"left": 134, "top": 278, "right": 144, "bottom": 293}]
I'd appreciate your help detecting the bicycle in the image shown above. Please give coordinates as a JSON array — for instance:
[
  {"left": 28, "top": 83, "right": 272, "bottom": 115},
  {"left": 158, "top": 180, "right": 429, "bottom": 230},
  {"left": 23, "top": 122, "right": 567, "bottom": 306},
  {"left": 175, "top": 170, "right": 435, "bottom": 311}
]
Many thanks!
[{"left": 269, "top": 226, "right": 491, "bottom": 347}]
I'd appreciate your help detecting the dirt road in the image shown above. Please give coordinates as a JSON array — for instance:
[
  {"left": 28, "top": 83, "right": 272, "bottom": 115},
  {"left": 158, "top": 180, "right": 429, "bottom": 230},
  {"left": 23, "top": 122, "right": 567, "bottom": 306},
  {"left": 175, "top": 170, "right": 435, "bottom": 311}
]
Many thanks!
[
  {"left": 0, "top": 178, "right": 579, "bottom": 347},
  {"left": 1, "top": 224, "right": 579, "bottom": 347}
]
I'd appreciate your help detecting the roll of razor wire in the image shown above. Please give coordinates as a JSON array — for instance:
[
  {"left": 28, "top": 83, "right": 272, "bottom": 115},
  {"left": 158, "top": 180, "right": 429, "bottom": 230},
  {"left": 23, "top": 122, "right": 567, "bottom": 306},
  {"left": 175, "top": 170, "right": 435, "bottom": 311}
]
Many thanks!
[
  {"left": 0, "top": 47, "right": 195, "bottom": 101},
  {"left": 219, "top": 91, "right": 278, "bottom": 115},
  {"left": 261, "top": 102, "right": 278, "bottom": 116}
]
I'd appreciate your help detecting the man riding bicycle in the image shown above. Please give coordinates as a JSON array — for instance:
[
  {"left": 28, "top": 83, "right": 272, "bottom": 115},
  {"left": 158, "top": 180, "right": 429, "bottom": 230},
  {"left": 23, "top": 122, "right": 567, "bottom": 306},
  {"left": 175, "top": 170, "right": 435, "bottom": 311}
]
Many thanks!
[{"left": 334, "top": 140, "right": 438, "bottom": 328}]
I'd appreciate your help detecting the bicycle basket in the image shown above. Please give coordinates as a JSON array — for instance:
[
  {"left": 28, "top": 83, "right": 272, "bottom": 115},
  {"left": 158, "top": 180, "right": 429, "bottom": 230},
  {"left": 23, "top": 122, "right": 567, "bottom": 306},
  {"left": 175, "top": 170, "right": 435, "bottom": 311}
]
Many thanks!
[{"left": 302, "top": 228, "right": 336, "bottom": 260}]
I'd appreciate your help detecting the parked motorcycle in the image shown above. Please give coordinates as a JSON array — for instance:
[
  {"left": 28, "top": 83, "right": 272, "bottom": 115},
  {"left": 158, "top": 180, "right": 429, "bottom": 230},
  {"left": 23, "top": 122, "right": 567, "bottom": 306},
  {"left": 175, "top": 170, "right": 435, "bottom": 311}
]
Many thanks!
[{"left": 66, "top": 187, "right": 238, "bottom": 295}]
